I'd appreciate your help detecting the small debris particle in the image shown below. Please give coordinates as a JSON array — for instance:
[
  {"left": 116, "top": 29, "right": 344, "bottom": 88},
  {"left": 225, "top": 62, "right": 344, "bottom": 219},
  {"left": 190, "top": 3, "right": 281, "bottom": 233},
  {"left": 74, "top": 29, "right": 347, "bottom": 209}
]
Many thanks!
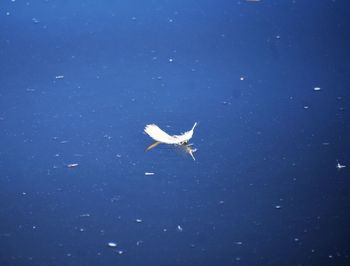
[
  {"left": 135, "top": 219, "right": 143, "bottom": 223},
  {"left": 336, "top": 162, "right": 346, "bottom": 169},
  {"left": 32, "top": 17, "right": 40, "bottom": 24},
  {"left": 108, "top": 242, "right": 117, "bottom": 248},
  {"left": 55, "top": 75, "right": 64, "bottom": 79},
  {"left": 275, "top": 205, "right": 282, "bottom": 209},
  {"left": 144, "top": 172, "right": 155, "bottom": 176},
  {"left": 67, "top": 163, "right": 79, "bottom": 168},
  {"left": 177, "top": 225, "right": 183, "bottom": 232},
  {"left": 313, "top": 87, "right": 321, "bottom": 91}
]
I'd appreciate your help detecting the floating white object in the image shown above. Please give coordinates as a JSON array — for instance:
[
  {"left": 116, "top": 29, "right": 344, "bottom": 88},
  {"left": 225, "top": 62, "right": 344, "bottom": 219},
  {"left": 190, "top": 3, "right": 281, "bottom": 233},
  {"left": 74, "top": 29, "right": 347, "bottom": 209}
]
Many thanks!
[
  {"left": 144, "top": 123, "right": 198, "bottom": 160},
  {"left": 108, "top": 242, "right": 117, "bottom": 248},
  {"left": 135, "top": 219, "right": 143, "bottom": 223},
  {"left": 313, "top": 87, "right": 321, "bottom": 91},
  {"left": 144, "top": 123, "right": 197, "bottom": 144},
  {"left": 67, "top": 163, "right": 79, "bottom": 168},
  {"left": 337, "top": 162, "right": 346, "bottom": 169},
  {"left": 177, "top": 225, "right": 183, "bottom": 232},
  {"left": 144, "top": 172, "right": 155, "bottom": 176}
]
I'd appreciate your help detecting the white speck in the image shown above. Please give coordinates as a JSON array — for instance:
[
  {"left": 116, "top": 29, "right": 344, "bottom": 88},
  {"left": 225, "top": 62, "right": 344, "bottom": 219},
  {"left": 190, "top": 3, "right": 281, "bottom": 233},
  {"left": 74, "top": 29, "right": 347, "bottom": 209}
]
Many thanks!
[
  {"left": 6, "top": 12, "right": 10, "bottom": 16},
  {"left": 32, "top": 18, "right": 40, "bottom": 24},
  {"left": 313, "top": 87, "right": 321, "bottom": 91},
  {"left": 168, "top": 18, "right": 174, "bottom": 23},
  {"left": 67, "top": 163, "right": 79, "bottom": 168},
  {"left": 303, "top": 105, "right": 309, "bottom": 109},
  {"left": 177, "top": 225, "right": 183, "bottom": 232},
  {"left": 144, "top": 172, "right": 155, "bottom": 176},
  {"left": 136, "top": 240, "right": 143, "bottom": 246},
  {"left": 234, "top": 241, "right": 243, "bottom": 245},
  {"left": 55, "top": 75, "right": 64, "bottom": 79},
  {"left": 235, "top": 257, "right": 241, "bottom": 261},
  {"left": 336, "top": 162, "right": 346, "bottom": 169},
  {"left": 108, "top": 242, "right": 117, "bottom": 248},
  {"left": 79, "top": 213, "right": 91, "bottom": 217},
  {"left": 117, "top": 250, "right": 124, "bottom": 255},
  {"left": 168, "top": 58, "right": 174, "bottom": 62},
  {"left": 275, "top": 205, "right": 282, "bottom": 209},
  {"left": 276, "top": 35, "right": 281, "bottom": 39},
  {"left": 328, "top": 254, "right": 333, "bottom": 259},
  {"left": 116, "top": 154, "right": 122, "bottom": 158},
  {"left": 294, "top": 237, "right": 299, "bottom": 242},
  {"left": 135, "top": 219, "right": 143, "bottom": 223},
  {"left": 240, "top": 76, "right": 245, "bottom": 81},
  {"left": 218, "top": 200, "right": 225, "bottom": 204}
]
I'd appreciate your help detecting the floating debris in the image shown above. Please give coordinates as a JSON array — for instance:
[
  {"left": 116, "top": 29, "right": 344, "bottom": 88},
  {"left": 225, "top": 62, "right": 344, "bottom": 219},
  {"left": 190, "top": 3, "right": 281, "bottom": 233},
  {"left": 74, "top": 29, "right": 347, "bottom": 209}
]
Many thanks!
[
  {"left": 135, "top": 219, "right": 143, "bottom": 223},
  {"left": 55, "top": 75, "right": 64, "bottom": 79},
  {"left": 31, "top": 17, "right": 40, "bottom": 24},
  {"left": 221, "top": 101, "right": 232, "bottom": 106},
  {"left": 275, "top": 205, "right": 282, "bottom": 209},
  {"left": 107, "top": 242, "right": 117, "bottom": 248},
  {"left": 79, "top": 213, "right": 91, "bottom": 217},
  {"left": 116, "top": 250, "right": 124, "bottom": 255},
  {"left": 67, "top": 163, "right": 79, "bottom": 168},
  {"left": 336, "top": 162, "right": 346, "bottom": 169},
  {"left": 144, "top": 172, "right": 155, "bottom": 176},
  {"left": 234, "top": 241, "right": 243, "bottom": 245},
  {"left": 177, "top": 225, "right": 183, "bottom": 232},
  {"left": 313, "top": 87, "right": 321, "bottom": 91}
]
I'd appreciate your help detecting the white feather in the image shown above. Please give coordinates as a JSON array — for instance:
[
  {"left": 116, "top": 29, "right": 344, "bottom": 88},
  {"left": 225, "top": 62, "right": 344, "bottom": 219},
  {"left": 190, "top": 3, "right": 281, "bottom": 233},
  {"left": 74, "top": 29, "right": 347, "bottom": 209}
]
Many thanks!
[{"left": 144, "top": 123, "right": 197, "bottom": 144}]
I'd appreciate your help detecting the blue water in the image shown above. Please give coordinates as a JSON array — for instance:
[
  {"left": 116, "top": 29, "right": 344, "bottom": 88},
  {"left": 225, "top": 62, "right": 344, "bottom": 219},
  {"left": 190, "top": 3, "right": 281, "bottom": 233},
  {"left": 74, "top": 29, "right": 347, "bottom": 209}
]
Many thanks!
[{"left": 1, "top": 1, "right": 350, "bottom": 265}]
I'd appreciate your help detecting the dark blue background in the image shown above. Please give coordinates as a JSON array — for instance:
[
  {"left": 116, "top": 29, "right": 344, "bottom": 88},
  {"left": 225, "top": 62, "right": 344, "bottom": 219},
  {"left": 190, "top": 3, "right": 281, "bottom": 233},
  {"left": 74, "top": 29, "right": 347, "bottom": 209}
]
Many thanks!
[{"left": 1, "top": 0, "right": 349, "bottom": 265}]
